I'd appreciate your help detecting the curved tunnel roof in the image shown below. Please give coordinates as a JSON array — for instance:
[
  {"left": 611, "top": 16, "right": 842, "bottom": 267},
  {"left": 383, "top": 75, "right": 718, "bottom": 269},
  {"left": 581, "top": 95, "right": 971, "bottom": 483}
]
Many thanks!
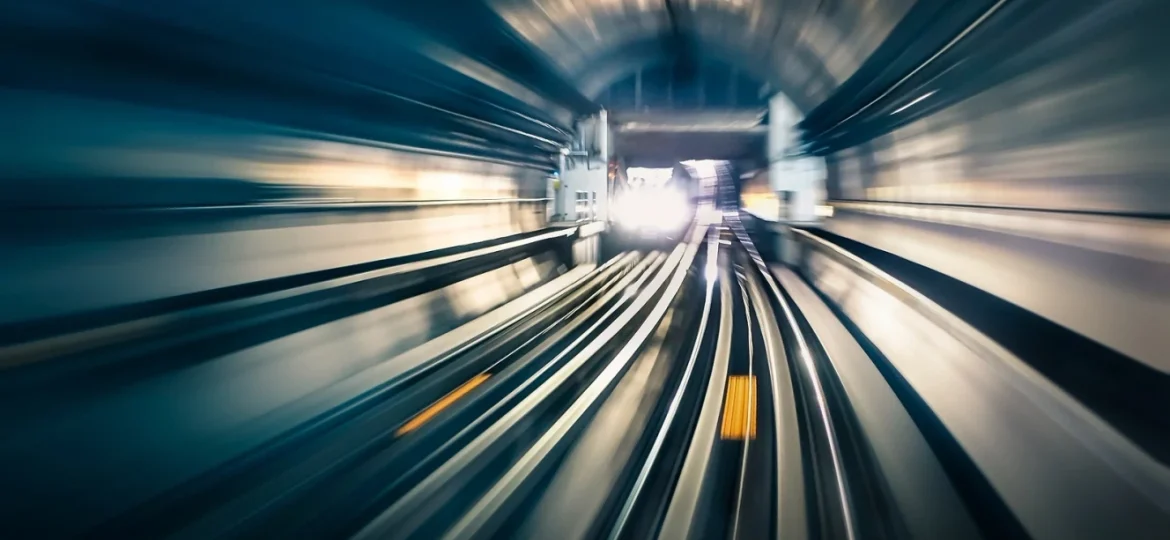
[
  {"left": 8, "top": 0, "right": 1163, "bottom": 214},
  {"left": 490, "top": 0, "right": 914, "bottom": 111}
]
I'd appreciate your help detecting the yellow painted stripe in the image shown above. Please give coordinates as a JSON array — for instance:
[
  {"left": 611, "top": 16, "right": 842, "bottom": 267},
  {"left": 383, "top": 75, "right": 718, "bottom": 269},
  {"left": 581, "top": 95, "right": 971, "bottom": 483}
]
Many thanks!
[
  {"left": 396, "top": 374, "right": 491, "bottom": 436},
  {"left": 720, "top": 375, "right": 757, "bottom": 440}
]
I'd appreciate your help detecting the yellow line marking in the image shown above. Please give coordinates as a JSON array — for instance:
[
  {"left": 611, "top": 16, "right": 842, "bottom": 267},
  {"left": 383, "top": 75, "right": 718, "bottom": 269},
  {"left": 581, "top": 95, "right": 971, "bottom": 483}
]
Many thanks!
[
  {"left": 396, "top": 374, "right": 491, "bottom": 436},
  {"left": 720, "top": 375, "right": 757, "bottom": 440}
]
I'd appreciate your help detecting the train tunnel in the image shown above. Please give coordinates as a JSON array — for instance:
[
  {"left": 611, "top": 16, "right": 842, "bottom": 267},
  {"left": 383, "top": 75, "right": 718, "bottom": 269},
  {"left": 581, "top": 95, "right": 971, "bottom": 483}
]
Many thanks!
[{"left": 1, "top": 0, "right": 1168, "bottom": 538}]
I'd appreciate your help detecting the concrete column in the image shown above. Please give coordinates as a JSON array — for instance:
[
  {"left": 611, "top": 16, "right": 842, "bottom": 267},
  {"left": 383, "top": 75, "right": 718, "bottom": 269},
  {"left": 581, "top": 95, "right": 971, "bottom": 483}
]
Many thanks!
[{"left": 768, "top": 94, "right": 823, "bottom": 222}]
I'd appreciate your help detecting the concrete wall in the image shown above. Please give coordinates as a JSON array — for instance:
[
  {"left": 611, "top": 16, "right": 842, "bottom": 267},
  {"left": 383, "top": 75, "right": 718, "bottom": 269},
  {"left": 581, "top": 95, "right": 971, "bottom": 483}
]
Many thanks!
[
  {"left": 768, "top": 94, "right": 827, "bottom": 221},
  {"left": 827, "top": 1, "right": 1170, "bottom": 215},
  {"left": 813, "top": 2, "right": 1170, "bottom": 370},
  {"left": 0, "top": 90, "right": 552, "bottom": 323}
]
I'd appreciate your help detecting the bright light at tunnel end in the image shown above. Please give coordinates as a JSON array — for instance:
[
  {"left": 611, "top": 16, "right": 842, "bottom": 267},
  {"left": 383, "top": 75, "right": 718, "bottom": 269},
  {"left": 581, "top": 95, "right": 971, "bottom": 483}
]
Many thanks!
[{"left": 612, "top": 186, "right": 692, "bottom": 236}]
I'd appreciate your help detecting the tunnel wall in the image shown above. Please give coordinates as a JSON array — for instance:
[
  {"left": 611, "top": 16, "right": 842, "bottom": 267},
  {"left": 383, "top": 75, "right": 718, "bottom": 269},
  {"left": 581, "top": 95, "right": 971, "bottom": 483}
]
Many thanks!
[
  {"left": 814, "top": 1, "right": 1170, "bottom": 370},
  {"left": 826, "top": 2, "right": 1170, "bottom": 215},
  {"left": 0, "top": 90, "right": 553, "bottom": 323}
]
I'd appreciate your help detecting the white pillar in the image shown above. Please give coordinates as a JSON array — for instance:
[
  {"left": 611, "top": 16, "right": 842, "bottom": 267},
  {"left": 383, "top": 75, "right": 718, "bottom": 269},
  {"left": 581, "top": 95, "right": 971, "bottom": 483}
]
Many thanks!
[{"left": 768, "top": 94, "right": 822, "bottom": 222}]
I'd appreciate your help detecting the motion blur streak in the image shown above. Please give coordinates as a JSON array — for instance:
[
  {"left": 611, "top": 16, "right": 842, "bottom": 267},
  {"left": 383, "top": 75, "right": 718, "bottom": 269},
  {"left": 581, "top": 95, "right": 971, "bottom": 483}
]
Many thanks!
[
  {"left": 719, "top": 375, "right": 757, "bottom": 441},
  {"left": 2, "top": 0, "right": 1169, "bottom": 539},
  {"left": 395, "top": 374, "right": 491, "bottom": 436}
]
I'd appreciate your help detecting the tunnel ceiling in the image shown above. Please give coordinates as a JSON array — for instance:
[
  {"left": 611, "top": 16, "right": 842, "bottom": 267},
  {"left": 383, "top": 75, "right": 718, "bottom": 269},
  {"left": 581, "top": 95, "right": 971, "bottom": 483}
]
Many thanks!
[
  {"left": 44, "top": 0, "right": 1069, "bottom": 176},
  {"left": 596, "top": 59, "right": 769, "bottom": 113},
  {"left": 488, "top": 0, "right": 916, "bottom": 112},
  {"left": 6, "top": 0, "right": 915, "bottom": 176}
]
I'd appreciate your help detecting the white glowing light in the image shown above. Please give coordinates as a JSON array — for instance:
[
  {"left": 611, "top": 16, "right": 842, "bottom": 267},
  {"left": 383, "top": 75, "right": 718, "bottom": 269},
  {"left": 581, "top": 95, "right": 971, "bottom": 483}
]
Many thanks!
[
  {"left": 891, "top": 90, "right": 937, "bottom": 115},
  {"left": 697, "top": 203, "right": 722, "bottom": 226},
  {"left": 682, "top": 159, "right": 720, "bottom": 181},
  {"left": 704, "top": 227, "right": 720, "bottom": 282},
  {"left": 626, "top": 167, "right": 674, "bottom": 187},
  {"left": 613, "top": 186, "right": 691, "bottom": 235}
]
